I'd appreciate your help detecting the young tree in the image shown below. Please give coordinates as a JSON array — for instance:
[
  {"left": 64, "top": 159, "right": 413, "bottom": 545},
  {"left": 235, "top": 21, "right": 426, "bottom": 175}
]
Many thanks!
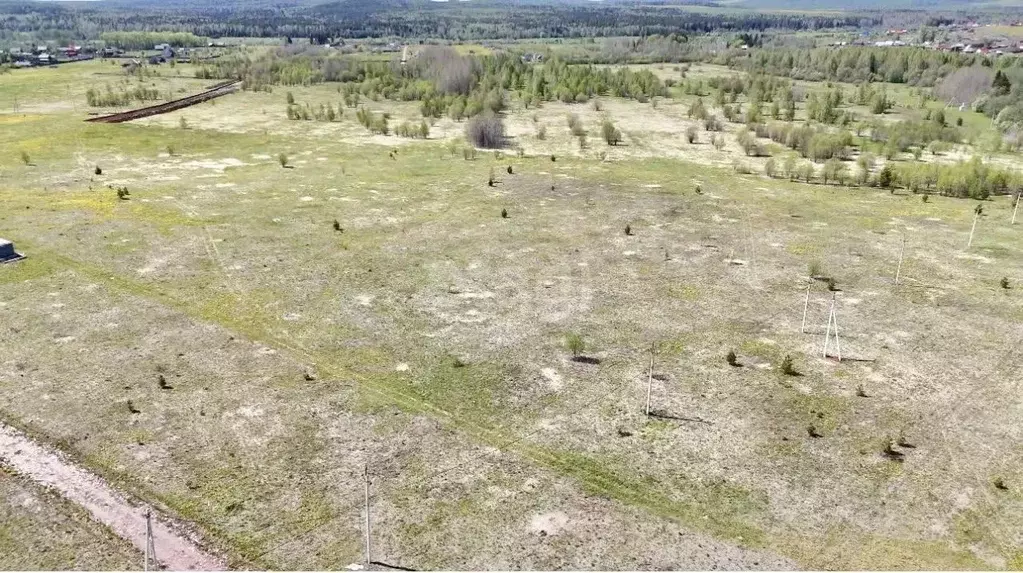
[
  {"left": 878, "top": 164, "right": 895, "bottom": 189},
  {"left": 278, "top": 153, "right": 289, "bottom": 168},
  {"left": 601, "top": 118, "right": 622, "bottom": 146},
  {"left": 564, "top": 333, "right": 585, "bottom": 357}
]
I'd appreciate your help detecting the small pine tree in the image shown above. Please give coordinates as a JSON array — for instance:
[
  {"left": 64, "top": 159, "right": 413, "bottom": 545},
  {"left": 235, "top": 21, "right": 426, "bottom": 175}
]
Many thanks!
[
  {"left": 565, "top": 333, "right": 585, "bottom": 356},
  {"left": 278, "top": 153, "right": 288, "bottom": 168},
  {"left": 1001, "top": 277, "right": 1010, "bottom": 289},
  {"left": 179, "top": 116, "right": 188, "bottom": 130},
  {"left": 506, "top": 165, "right": 513, "bottom": 174},
  {"left": 501, "top": 208, "right": 508, "bottom": 219},
  {"left": 726, "top": 351, "right": 739, "bottom": 367},
  {"left": 20, "top": 150, "right": 30, "bottom": 165},
  {"left": 781, "top": 355, "right": 797, "bottom": 376},
  {"left": 624, "top": 224, "right": 632, "bottom": 236},
  {"left": 94, "top": 166, "right": 102, "bottom": 175},
  {"left": 333, "top": 219, "right": 342, "bottom": 232}
]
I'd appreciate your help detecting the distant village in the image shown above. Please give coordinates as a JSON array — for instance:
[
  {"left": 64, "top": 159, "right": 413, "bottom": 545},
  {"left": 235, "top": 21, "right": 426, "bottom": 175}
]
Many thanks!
[
  {"left": 0, "top": 41, "right": 228, "bottom": 69},
  {"left": 827, "top": 21, "right": 1023, "bottom": 56}
]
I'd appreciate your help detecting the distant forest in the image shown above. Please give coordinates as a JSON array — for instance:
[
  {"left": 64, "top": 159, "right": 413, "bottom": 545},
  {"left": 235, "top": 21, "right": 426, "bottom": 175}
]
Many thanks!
[{"left": 1, "top": 0, "right": 879, "bottom": 45}]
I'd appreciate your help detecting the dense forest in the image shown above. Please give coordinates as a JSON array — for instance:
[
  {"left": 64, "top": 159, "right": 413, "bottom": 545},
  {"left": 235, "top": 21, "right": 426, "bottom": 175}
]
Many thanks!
[{"left": 1, "top": 0, "right": 878, "bottom": 47}]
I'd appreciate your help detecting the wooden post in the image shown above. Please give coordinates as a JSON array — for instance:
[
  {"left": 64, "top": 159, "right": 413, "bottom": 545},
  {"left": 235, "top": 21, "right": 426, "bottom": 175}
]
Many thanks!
[
  {"left": 832, "top": 299, "right": 842, "bottom": 362},
  {"left": 895, "top": 236, "right": 905, "bottom": 285},
  {"left": 144, "top": 510, "right": 154, "bottom": 571},
  {"left": 968, "top": 210, "right": 979, "bottom": 248},
  {"left": 645, "top": 344, "right": 654, "bottom": 415},
  {"left": 823, "top": 293, "right": 842, "bottom": 361},
  {"left": 800, "top": 279, "right": 811, "bottom": 334},
  {"left": 364, "top": 465, "right": 371, "bottom": 569},
  {"left": 1013, "top": 193, "right": 1021, "bottom": 225}
]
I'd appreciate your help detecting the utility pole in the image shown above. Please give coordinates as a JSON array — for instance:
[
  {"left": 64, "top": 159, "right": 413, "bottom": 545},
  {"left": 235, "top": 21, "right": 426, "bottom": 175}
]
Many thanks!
[
  {"left": 1013, "top": 193, "right": 1021, "bottom": 225},
  {"left": 364, "top": 464, "right": 371, "bottom": 570}
]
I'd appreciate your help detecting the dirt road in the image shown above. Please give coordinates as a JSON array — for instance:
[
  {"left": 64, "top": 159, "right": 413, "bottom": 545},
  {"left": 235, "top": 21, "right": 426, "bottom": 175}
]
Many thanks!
[{"left": 0, "top": 423, "right": 226, "bottom": 570}]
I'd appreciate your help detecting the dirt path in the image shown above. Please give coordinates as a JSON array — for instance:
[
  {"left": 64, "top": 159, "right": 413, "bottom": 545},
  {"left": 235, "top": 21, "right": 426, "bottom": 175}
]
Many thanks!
[{"left": 0, "top": 423, "right": 227, "bottom": 571}]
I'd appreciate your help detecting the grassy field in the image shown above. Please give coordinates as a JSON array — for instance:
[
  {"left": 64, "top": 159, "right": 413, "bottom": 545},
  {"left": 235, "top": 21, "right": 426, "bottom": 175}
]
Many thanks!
[
  {"left": 0, "top": 467, "right": 141, "bottom": 570},
  {"left": 2, "top": 59, "right": 1023, "bottom": 570}
]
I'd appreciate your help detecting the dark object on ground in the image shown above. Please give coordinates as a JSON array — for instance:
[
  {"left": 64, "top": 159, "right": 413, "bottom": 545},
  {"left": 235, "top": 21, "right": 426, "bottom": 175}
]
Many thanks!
[{"left": 0, "top": 239, "right": 25, "bottom": 263}]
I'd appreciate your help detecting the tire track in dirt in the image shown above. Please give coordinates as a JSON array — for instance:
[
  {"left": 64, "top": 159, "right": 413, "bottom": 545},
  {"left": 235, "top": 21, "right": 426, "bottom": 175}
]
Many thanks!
[{"left": 0, "top": 422, "right": 226, "bottom": 571}]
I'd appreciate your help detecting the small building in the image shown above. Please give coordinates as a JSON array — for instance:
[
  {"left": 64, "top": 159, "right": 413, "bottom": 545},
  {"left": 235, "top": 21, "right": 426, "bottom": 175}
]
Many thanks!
[{"left": 0, "top": 239, "right": 24, "bottom": 263}]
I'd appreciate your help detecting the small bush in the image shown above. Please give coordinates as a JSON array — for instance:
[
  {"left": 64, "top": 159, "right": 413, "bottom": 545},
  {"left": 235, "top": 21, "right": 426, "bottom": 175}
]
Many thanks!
[
  {"left": 712, "top": 135, "right": 726, "bottom": 150},
  {"left": 994, "top": 477, "right": 1008, "bottom": 490},
  {"left": 808, "top": 260, "right": 824, "bottom": 278},
  {"left": 685, "top": 125, "right": 698, "bottom": 144},
  {"left": 501, "top": 208, "right": 508, "bottom": 219},
  {"left": 94, "top": 166, "right": 102, "bottom": 175},
  {"left": 166, "top": 145, "right": 175, "bottom": 156},
  {"left": 1001, "top": 277, "right": 1010, "bottom": 289},
  {"left": 922, "top": 194, "right": 929, "bottom": 203},
  {"left": 695, "top": 184, "right": 702, "bottom": 194},
  {"left": 333, "top": 219, "right": 342, "bottom": 232},
  {"left": 567, "top": 113, "right": 585, "bottom": 137},
  {"left": 286, "top": 91, "right": 295, "bottom": 105},
  {"left": 116, "top": 187, "right": 130, "bottom": 200},
  {"left": 466, "top": 113, "right": 505, "bottom": 149},
  {"left": 624, "top": 224, "right": 632, "bottom": 236},
  {"left": 565, "top": 333, "right": 585, "bottom": 356},
  {"left": 507, "top": 165, "right": 513, "bottom": 174},
  {"left": 278, "top": 153, "right": 288, "bottom": 168},
  {"left": 781, "top": 354, "right": 798, "bottom": 376},
  {"left": 20, "top": 150, "right": 30, "bottom": 165},
  {"left": 827, "top": 277, "right": 838, "bottom": 291},
  {"left": 179, "top": 116, "right": 188, "bottom": 129},
  {"left": 536, "top": 125, "right": 547, "bottom": 140},
  {"left": 726, "top": 350, "right": 739, "bottom": 367}
]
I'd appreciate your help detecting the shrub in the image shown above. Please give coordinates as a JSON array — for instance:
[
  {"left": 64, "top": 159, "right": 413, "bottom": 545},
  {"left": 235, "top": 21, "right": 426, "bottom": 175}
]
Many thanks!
[
  {"left": 536, "top": 125, "right": 547, "bottom": 140},
  {"left": 94, "top": 166, "right": 102, "bottom": 175},
  {"left": 704, "top": 114, "right": 722, "bottom": 132},
  {"left": 116, "top": 187, "right": 130, "bottom": 200},
  {"left": 166, "top": 145, "right": 175, "bottom": 156},
  {"left": 501, "top": 208, "right": 508, "bottom": 219},
  {"left": 827, "top": 277, "right": 838, "bottom": 291},
  {"left": 922, "top": 194, "right": 930, "bottom": 203},
  {"left": 507, "top": 165, "right": 513, "bottom": 174},
  {"left": 956, "top": 117, "right": 963, "bottom": 127},
  {"left": 333, "top": 219, "right": 342, "bottom": 232},
  {"left": 466, "top": 113, "right": 505, "bottom": 149},
  {"left": 565, "top": 333, "right": 585, "bottom": 356},
  {"left": 1001, "top": 277, "right": 1010, "bottom": 289},
  {"left": 179, "top": 116, "right": 188, "bottom": 129},
  {"left": 726, "top": 351, "right": 739, "bottom": 367},
  {"left": 567, "top": 113, "right": 585, "bottom": 137},
  {"left": 624, "top": 224, "right": 632, "bottom": 236},
  {"left": 712, "top": 135, "right": 725, "bottom": 150},
  {"left": 808, "top": 260, "right": 824, "bottom": 278},
  {"left": 764, "top": 157, "right": 777, "bottom": 178},
  {"left": 781, "top": 355, "right": 798, "bottom": 376},
  {"left": 20, "top": 150, "right": 30, "bottom": 165},
  {"left": 592, "top": 99, "right": 603, "bottom": 112},
  {"left": 601, "top": 118, "right": 622, "bottom": 146},
  {"left": 685, "top": 125, "right": 698, "bottom": 144},
  {"left": 278, "top": 153, "right": 288, "bottom": 168},
  {"left": 286, "top": 91, "right": 295, "bottom": 105}
]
